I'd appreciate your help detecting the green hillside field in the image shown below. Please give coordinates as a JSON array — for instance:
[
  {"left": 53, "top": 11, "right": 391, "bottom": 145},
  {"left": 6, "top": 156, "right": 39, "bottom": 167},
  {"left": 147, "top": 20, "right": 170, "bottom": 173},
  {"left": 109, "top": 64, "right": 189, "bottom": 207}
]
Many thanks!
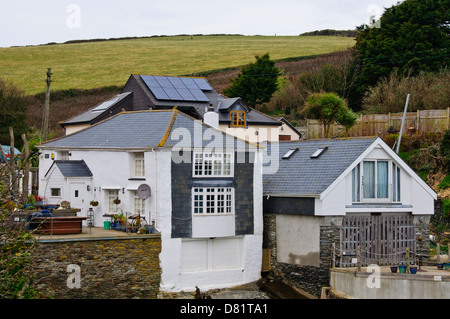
[{"left": 0, "top": 35, "right": 355, "bottom": 95}]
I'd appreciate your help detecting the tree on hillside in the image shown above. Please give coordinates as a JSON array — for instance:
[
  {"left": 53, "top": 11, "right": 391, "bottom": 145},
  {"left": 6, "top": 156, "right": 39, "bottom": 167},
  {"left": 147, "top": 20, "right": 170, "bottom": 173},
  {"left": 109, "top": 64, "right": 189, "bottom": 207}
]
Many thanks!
[
  {"left": 224, "top": 53, "right": 281, "bottom": 108},
  {"left": 0, "top": 79, "right": 29, "bottom": 148},
  {"left": 354, "top": 0, "right": 450, "bottom": 91},
  {"left": 303, "top": 92, "right": 357, "bottom": 138}
]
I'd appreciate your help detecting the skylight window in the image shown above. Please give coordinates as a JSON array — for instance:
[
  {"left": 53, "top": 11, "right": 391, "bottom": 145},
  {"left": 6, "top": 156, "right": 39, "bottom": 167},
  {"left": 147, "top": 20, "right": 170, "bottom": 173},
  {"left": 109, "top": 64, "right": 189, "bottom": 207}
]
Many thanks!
[
  {"left": 310, "top": 147, "right": 328, "bottom": 158},
  {"left": 282, "top": 148, "right": 299, "bottom": 159}
]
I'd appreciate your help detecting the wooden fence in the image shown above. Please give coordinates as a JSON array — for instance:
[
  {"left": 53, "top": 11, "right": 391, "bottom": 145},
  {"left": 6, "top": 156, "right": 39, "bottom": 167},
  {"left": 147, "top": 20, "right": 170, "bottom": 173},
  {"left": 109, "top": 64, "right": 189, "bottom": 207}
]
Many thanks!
[
  {"left": 306, "top": 108, "right": 450, "bottom": 139},
  {"left": 340, "top": 214, "right": 416, "bottom": 267}
]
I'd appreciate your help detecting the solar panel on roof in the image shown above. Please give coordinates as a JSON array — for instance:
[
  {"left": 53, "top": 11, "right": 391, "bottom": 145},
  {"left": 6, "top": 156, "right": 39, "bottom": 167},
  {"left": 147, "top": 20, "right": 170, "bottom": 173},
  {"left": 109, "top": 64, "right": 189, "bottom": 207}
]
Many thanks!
[
  {"left": 163, "top": 87, "right": 183, "bottom": 100},
  {"left": 180, "top": 77, "right": 199, "bottom": 89},
  {"left": 176, "top": 88, "right": 196, "bottom": 101},
  {"left": 193, "top": 78, "right": 213, "bottom": 91},
  {"left": 168, "top": 77, "right": 186, "bottom": 89},
  {"left": 140, "top": 75, "right": 160, "bottom": 87},
  {"left": 155, "top": 76, "right": 172, "bottom": 88},
  {"left": 140, "top": 75, "right": 210, "bottom": 102},
  {"left": 190, "top": 89, "right": 210, "bottom": 102},
  {"left": 150, "top": 87, "right": 170, "bottom": 100}
]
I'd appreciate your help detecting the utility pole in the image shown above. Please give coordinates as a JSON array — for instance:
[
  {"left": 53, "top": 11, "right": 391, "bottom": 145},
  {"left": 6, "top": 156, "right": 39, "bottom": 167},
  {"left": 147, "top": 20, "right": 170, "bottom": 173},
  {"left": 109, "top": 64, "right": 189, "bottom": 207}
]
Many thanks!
[
  {"left": 42, "top": 68, "right": 52, "bottom": 141},
  {"left": 396, "top": 94, "right": 410, "bottom": 154}
]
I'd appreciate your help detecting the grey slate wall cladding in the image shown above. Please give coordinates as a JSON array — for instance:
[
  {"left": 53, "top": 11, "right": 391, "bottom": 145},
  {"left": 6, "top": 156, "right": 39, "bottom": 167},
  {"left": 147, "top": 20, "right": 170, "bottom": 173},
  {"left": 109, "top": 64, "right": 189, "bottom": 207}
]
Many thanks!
[
  {"left": 235, "top": 152, "right": 254, "bottom": 235},
  {"left": 171, "top": 152, "right": 193, "bottom": 238},
  {"left": 171, "top": 151, "right": 254, "bottom": 238},
  {"left": 263, "top": 197, "right": 314, "bottom": 215}
]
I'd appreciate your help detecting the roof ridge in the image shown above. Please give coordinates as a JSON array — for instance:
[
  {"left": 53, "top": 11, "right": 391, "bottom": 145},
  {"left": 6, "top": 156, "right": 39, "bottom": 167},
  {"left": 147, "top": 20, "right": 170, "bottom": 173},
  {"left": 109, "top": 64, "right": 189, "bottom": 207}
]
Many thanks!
[{"left": 157, "top": 108, "right": 179, "bottom": 147}]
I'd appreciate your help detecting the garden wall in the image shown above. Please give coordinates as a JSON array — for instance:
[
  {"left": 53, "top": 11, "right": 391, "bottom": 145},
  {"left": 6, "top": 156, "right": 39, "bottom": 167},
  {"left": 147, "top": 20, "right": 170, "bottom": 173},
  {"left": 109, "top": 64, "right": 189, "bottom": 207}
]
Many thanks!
[{"left": 30, "top": 235, "right": 161, "bottom": 299}]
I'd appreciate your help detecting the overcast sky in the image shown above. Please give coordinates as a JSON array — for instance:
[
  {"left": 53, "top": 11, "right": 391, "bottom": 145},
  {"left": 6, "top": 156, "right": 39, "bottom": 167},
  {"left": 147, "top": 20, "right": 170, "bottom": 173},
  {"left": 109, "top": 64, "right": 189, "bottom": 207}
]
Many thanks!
[{"left": 0, "top": 0, "right": 400, "bottom": 47}]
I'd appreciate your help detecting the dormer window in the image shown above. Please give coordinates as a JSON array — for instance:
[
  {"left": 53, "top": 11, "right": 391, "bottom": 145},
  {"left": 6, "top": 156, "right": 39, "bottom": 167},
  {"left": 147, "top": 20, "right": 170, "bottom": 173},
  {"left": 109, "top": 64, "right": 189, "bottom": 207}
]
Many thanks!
[{"left": 230, "top": 111, "right": 246, "bottom": 127}]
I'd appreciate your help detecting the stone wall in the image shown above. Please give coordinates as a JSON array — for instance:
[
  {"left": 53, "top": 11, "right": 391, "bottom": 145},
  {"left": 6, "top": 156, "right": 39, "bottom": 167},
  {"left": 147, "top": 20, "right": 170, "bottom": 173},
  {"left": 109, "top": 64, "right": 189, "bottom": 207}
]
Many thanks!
[{"left": 30, "top": 236, "right": 161, "bottom": 299}]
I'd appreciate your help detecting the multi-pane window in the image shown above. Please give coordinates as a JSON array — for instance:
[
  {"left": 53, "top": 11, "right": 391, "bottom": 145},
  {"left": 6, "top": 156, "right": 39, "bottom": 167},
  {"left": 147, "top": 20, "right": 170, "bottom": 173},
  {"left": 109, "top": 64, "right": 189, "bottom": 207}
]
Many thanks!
[
  {"left": 134, "top": 191, "right": 145, "bottom": 214},
  {"left": 193, "top": 188, "right": 233, "bottom": 215},
  {"left": 230, "top": 111, "right": 246, "bottom": 127},
  {"left": 193, "top": 152, "right": 233, "bottom": 177},
  {"left": 134, "top": 153, "right": 145, "bottom": 177},
  {"left": 108, "top": 190, "right": 119, "bottom": 213},
  {"left": 352, "top": 160, "right": 401, "bottom": 203}
]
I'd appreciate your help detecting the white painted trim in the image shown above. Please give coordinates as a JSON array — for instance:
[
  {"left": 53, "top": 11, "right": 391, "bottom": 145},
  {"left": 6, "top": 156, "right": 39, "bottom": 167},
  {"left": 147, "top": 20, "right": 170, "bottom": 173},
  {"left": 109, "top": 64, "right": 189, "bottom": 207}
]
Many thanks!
[{"left": 320, "top": 137, "right": 437, "bottom": 200}]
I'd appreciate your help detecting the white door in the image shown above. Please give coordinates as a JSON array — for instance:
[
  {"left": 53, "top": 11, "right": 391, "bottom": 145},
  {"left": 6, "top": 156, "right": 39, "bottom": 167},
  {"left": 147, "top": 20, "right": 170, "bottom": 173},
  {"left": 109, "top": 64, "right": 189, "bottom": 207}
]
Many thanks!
[{"left": 69, "top": 182, "right": 84, "bottom": 209}]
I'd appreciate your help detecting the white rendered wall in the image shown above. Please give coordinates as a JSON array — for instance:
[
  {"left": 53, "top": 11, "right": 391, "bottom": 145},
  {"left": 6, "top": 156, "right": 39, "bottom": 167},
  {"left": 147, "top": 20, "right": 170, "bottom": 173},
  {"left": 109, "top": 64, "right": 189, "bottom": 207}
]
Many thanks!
[{"left": 159, "top": 150, "right": 263, "bottom": 293}]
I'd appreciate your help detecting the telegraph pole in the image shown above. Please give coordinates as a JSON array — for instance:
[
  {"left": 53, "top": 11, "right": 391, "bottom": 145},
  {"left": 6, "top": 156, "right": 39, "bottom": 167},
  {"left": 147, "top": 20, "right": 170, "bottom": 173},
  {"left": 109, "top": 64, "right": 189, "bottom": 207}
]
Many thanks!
[{"left": 42, "top": 68, "right": 52, "bottom": 141}]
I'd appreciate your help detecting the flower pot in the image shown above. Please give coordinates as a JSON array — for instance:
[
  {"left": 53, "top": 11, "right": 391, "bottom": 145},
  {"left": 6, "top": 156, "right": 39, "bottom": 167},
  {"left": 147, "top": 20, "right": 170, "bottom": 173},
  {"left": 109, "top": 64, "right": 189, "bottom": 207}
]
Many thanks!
[
  {"left": 444, "top": 263, "right": 450, "bottom": 271},
  {"left": 437, "top": 263, "right": 444, "bottom": 270},
  {"left": 390, "top": 266, "right": 398, "bottom": 273},
  {"left": 410, "top": 266, "right": 418, "bottom": 274},
  {"left": 399, "top": 265, "right": 407, "bottom": 273}
]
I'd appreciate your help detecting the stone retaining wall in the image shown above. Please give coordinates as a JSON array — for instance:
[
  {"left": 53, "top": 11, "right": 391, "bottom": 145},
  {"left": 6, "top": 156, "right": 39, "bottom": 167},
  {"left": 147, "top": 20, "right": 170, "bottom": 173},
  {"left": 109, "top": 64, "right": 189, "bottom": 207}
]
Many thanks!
[{"left": 30, "top": 235, "right": 161, "bottom": 299}]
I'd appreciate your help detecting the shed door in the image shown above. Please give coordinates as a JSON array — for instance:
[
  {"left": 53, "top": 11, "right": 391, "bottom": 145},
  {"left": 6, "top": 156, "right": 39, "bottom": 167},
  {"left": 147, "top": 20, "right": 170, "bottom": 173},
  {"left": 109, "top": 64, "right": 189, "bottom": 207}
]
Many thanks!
[
  {"left": 69, "top": 182, "right": 84, "bottom": 209},
  {"left": 341, "top": 213, "right": 415, "bottom": 267}
]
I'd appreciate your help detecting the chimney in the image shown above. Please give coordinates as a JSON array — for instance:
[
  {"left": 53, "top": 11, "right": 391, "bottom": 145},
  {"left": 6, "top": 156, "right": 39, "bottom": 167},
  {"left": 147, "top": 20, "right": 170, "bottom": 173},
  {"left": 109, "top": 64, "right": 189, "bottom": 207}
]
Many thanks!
[{"left": 203, "top": 104, "right": 219, "bottom": 129}]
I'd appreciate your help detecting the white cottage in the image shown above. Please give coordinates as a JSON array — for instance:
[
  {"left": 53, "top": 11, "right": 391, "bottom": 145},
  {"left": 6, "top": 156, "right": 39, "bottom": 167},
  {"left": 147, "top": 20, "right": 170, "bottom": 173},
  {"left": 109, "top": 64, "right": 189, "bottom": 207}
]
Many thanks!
[
  {"left": 263, "top": 137, "right": 436, "bottom": 270},
  {"left": 39, "top": 108, "right": 263, "bottom": 292}
]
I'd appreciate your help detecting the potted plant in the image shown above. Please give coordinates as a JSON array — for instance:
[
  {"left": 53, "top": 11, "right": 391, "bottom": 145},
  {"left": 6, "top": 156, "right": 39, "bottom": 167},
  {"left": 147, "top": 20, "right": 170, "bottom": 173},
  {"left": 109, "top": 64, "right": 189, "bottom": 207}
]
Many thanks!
[
  {"left": 410, "top": 266, "right": 418, "bottom": 274},
  {"left": 390, "top": 266, "right": 398, "bottom": 273},
  {"left": 113, "top": 198, "right": 121, "bottom": 205},
  {"left": 398, "top": 265, "right": 407, "bottom": 273},
  {"left": 90, "top": 200, "right": 99, "bottom": 207}
]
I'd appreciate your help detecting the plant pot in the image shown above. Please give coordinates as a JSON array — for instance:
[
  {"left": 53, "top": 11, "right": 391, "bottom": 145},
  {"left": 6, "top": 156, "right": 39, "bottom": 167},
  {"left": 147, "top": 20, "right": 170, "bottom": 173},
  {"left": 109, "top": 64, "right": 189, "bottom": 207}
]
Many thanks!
[
  {"left": 390, "top": 266, "right": 398, "bottom": 273},
  {"left": 410, "top": 266, "right": 418, "bottom": 274},
  {"left": 399, "top": 265, "right": 407, "bottom": 273},
  {"left": 444, "top": 263, "right": 450, "bottom": 270},
  {"left": 437, "top": 263, "right": 444, "bottom": 270}
]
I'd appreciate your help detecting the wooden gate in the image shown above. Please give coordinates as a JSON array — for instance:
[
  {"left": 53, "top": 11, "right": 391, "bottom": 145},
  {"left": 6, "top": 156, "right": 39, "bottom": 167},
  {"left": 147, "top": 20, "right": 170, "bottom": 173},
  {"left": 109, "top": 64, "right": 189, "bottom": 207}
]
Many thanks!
[{"left": 340, "top": 214, "right": 416, "bottom": 267}]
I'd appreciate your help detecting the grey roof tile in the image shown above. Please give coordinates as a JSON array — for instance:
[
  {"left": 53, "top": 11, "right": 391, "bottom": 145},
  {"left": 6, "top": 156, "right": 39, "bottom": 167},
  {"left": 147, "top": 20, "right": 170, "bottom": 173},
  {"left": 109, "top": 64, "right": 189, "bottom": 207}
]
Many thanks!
[
  {"left": 263, "top": 137, "right": 377, "bottom": 196},
  {"left": 48, "top": 160, "right": 93, "bottom": 177}
]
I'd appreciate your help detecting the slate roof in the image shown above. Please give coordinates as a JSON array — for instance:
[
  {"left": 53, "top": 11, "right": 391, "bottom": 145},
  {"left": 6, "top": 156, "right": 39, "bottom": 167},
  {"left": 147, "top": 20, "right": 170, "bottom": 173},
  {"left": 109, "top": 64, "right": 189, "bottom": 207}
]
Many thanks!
[
  {"left": 47, "top": 160, "right": 93, "bottom": 178},
  {"left": 128, "top": 74, "right": 280, "bottom": 126},
  {"left": 61, "top": 92, "right": 132, "bottom": 126},
  {"left": 40, "top": 110, "right": 252, "bottom": 150},
  {"left": 263, "top": 137, "right": 378, "bottom": 196}
]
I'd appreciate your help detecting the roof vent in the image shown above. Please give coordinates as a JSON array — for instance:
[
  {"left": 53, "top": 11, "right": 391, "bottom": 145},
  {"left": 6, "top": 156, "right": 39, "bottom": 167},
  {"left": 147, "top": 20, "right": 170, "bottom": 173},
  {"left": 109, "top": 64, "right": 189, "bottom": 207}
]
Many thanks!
[
  {"left": 282, "top": 147, "right": 299, "bottom": 159},
  {"left": 310, "top": 146, "right": 328, "bottom": 158}
]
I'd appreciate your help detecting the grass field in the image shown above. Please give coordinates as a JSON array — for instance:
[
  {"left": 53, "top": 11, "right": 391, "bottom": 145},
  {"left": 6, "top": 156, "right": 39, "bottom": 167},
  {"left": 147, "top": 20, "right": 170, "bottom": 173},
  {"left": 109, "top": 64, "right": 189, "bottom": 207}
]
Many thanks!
[{"left": 0, "top": 35, "right": 355, "bottom": 95}]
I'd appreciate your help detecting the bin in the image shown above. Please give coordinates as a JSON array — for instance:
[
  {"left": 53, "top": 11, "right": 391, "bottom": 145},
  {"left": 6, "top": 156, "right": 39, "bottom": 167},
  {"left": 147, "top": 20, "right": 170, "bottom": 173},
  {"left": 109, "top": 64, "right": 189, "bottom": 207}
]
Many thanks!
[{"left": 104, "top": 221, "right": 111, "bottom": 230}]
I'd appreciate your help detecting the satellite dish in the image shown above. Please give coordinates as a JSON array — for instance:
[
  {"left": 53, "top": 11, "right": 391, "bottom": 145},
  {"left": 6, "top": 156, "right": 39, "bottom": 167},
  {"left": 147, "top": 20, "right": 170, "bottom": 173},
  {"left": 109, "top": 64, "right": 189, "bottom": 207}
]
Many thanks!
[{"left": 137, "top": 184, "right": 151, "bottom": 200}]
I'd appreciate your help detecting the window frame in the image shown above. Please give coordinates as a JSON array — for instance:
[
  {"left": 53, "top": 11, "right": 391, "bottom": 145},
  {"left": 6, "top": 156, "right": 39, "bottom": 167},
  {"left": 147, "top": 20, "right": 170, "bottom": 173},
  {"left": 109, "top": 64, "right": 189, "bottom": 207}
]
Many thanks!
[
  {"left": 193, "top": 152, "right": 233, "bottom": 178},
  {"left": 230, "top": 111, "right": 246, "bottom": 127},
  {"left": 351, "top": 160, "right": 401, "bottom": 203},
  {"left": 192, "top": 187, "right": 234, "bottom": 216},
  {"left": 133, "top": 152, "right": 145, "bottom": 178}
]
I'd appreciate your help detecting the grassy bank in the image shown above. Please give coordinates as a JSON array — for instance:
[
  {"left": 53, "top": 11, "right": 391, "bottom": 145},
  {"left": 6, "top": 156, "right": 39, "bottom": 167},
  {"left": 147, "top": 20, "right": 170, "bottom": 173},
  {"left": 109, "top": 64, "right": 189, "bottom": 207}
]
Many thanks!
[{"left": 0, "top": 35, "right": 355, "bottom": 94}]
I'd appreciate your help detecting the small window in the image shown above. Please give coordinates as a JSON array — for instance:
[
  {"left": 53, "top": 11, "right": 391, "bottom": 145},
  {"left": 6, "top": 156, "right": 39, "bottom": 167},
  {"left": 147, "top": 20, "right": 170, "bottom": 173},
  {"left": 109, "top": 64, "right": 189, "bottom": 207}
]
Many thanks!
[
  {"left": 51, "top": 188, "right": 61, "bottom": 197},
  {"left": 310, "top": 147, "right": 328, "bottom": 158},
  {"left": 134, "top": 153, "right": 145, "bottom": 177},
  {"left": 282, "top": 148, "right": 299, "bottom": 159},
  {"left": 230, "top": 111, "right": 246, "bottom": 127}
]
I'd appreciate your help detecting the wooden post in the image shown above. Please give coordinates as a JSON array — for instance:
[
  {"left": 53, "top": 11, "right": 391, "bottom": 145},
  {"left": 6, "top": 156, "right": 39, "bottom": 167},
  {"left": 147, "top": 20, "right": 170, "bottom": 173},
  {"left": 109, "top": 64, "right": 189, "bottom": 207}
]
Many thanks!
[
  {"left": 332, "top": 243, "right": 336, "bottom": 269},
  {"left": 406, "top": 247, "right": 410, "bottom": 273},
  {"left": 357, "top": 245, "right": 361, "bottom": 272},
  {"left": 437, "top": 243, "right": 441, "bottom": 263},
  {"left": 42, "top": 68, "right": 52, "bottom": 141},
  {"left": 21, "top": 134, "right": 30, "bottom": 202}
]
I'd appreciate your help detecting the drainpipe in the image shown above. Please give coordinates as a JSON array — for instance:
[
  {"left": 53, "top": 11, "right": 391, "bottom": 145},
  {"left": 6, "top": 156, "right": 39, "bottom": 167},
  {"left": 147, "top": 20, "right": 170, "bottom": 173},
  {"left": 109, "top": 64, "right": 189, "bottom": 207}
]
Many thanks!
[{"left": 152, "top": 148, "right": 159, "bottom": 232}]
